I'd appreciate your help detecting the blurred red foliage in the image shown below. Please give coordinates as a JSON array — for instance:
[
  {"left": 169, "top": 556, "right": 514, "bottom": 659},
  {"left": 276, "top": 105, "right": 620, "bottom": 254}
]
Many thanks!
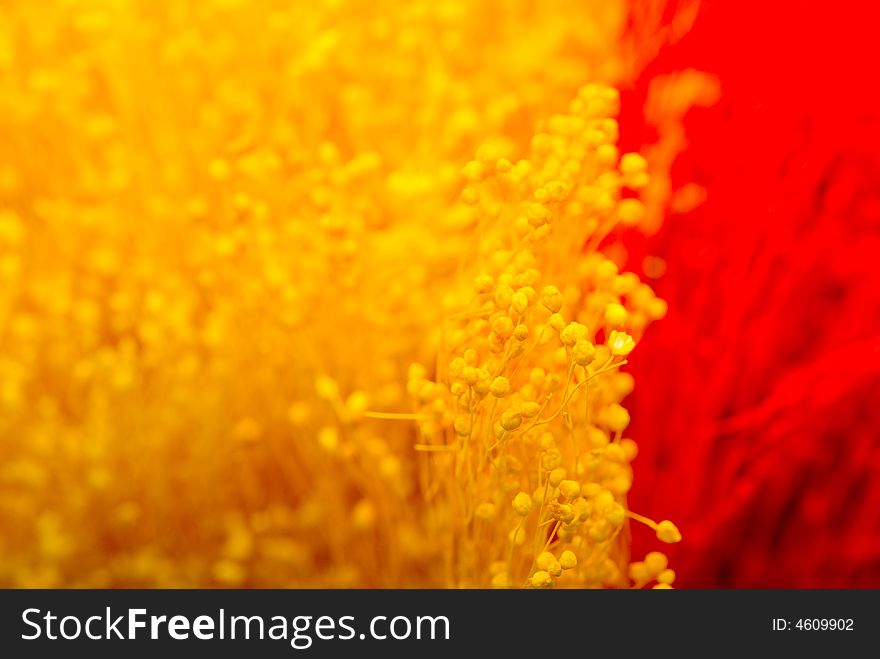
[{"left": 622, "top": 0, "right": 880, "bottom": 587}]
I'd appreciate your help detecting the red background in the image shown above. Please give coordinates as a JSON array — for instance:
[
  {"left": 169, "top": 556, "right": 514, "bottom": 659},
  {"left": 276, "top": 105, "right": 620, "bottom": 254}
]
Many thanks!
[{"left": 622, "top": 0, "right": 880, "bottom": 587}]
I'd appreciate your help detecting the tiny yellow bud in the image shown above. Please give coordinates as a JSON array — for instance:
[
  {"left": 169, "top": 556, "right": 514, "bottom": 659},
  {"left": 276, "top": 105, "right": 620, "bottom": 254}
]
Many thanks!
[
  {"left": 559, "top": 480, "right": 581, "bottom": 500},
  {"left": 629, "top": 561, "right": 650, "bottom": 582},
  {"left": 537, "top": 552, "right": 562, "bottom": 577},
  {"left": 492, "top": 315, "right": 514, "bottom": 339},
  {"left": 494, "top": 285, "right": 513, "bottom": 309},
  {"left": 489, "top": 376, "right": 510, "bottom": 398},
  {"left": 620, "top": 438, "right": 639, "bottom": 461},
  {"left": 548, "top": 467, "right": 567, "bottom": 487},
  {"left": 549, "top": 502, "right": 574, "bottom": 523},
  {"left": 500, "top": 408, "right": 523, "bottom": 431},
  {"left": 596, "top": 259, "right": 619, "bottom": 281},
  {"left": 513, "top": 324, "right": 529, "bottom": 341},
  {"left": 647, "top": 297, "right": 668, "bottom": 320},
  {"left": 596, "top": 143, "right": 618, "bottom": 166},
  {"left": 560, "top": 322, "right": 587, "bottom": 346},
  {"left": 644, "top": 551, "right": 668, "bottom": 576},
  {"left": 657, "top": 569, "right": 676, "bottom": 585},
  {"left": 617, "top": 198, "right": 645, "bottom": 226},
  {"left": 606, "top": 502, "right": 626, "bottom": 528},
  {"left": 541, "top": 450, "right": 562, "bottom": 470},
  {"left": 512, "top": 492, "right": 532, "bottom": 516},
  {"left": 531, "top": 486, "right": 545, "bottom": 506},
  {"left": 559, "top": 550, "right": 578, "bottom": 570},
  {"left": 608, "top": 330, "right": 635, "bottom": 356},
  {"left": 656, "top": 520, "right": 682, "bottom": 543},
  {"left": 604, "top": 302, "right": 628, "bottom": 328},
  {"left": 540, "top": 286, "right": 563, "bottom": 313},
  {"left": 604, "top": 443, "right": 626, "bottom": 463},
  {"left": 526, "top": 204, "right": 551, "bottom": 227},
  {"left": 620, "top": 152, "right": 647, "bottom": 175},
  {"left": 511, "top": 291, "right": 529, "bottom": 315},
  {"left": 530, "top": 570, "right": 554, "bottom": 589},
  {"left": 521, "top": 401, "right": 541, "bottom": 418},
  {"left": 572, "top": 340, "right": 596, "bottom": 366},
  {"left": 605, "top": 403, "right": 631, "bottom": 432},
  {"left": 548, "top": 313, "right": 566, "bottom": 332}
]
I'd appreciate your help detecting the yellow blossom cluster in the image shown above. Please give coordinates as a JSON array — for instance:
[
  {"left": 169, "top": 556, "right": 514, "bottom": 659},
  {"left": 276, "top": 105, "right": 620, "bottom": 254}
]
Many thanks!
[
  {"left": 0, "top": 0, "right": 685, "bottom": 587},
  {"left": 407, "top": 85, "right": 679, "bottom": 588}
]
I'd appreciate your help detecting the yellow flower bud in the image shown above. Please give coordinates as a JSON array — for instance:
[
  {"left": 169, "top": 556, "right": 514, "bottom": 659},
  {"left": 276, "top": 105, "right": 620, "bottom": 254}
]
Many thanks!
[
  {"left": 620, "top": 152, "right": 647, "bottom": 175},
  {"left": 606, "top": 502, "right": 626, "bottom": 528},
  {"left": 572, "top": 340, "right": 596, "bottom": 366},
  {"left": 560, "top": 322, "right": 587, "bottom": 346},
  {"left": 604, "top": 443, "right": 626, "bottom": 463},
  {"left": 500, "top": 408, "right": 523, "bottom": 431},
  {"left": 537, "top": 552, "right": 562, "bottom": 577},
  {"left": 605, "top": 403, "right": 630, "bottom": 432},
  {"left": 604, "top": 302, "right": 628, "bottom": 328},
  {"left": 629, "top": 561, "right": 650, "bottom": 583},
  {"left": 492, "top": 315, "right": 514, "bottom": 339},
  {"left": 521, "top": 401, "right": 541, "bottom": 418},
  {"left": 644, "top": 551, "right": 668, "bottom": 576},
  {"left": 530, "top": 570, "right": 553, "bottom": 589},
  {"left": 608, "top": 330, "right": 635, "bottom": 356},
  {"left": 657, "top": 569, "right": 676, "bottom": 585},
  {"left": 511, "top": 291, "right": 529, "bottom": 315},
  {"left": 548, "top": 467, "right": 566, "bottom": 487},
  {"left": 656, "top": 520, "right": 682, "bottom": 543},
  {"left": 540, "top": 286, "right": 563, "bottom": 313},
  {"left": 512, "top": 492, "right": 532, "bottom": 516},
  {"left": 490, "top": 376, "right": 510, "bottom": 398},
  {"left": 559, "top": 480, "right": 581, "bottom": 499},
  {"left": 559, "top": 550, "right": 577, "bottom": 570}
]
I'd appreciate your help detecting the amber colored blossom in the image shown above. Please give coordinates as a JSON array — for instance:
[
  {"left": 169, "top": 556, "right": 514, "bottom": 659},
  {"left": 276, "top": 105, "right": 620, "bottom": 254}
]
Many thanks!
[{"left": 0, "top": 0, "right": 700, "bottom": 587}]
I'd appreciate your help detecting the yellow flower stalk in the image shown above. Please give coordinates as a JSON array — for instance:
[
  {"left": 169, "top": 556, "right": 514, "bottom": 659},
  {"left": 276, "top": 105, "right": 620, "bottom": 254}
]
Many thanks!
[
  {"left": 0, "top": 0, "right": 686, "bottom": 588},
  {"left": 406, "top": 84, "right": 676, "bottom": 588}
]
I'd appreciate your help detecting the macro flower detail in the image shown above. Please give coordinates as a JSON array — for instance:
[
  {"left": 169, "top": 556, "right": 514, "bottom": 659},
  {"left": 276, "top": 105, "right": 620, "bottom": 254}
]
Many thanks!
[
  {"left": 608, "top": 330, "right": 636, "bottom": 356},
  {"left": 0, "top": 0, "right": 698, "bottom": 589},
  {"left": 401, "top": 84, "right": 680, "bottom": 588}
]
